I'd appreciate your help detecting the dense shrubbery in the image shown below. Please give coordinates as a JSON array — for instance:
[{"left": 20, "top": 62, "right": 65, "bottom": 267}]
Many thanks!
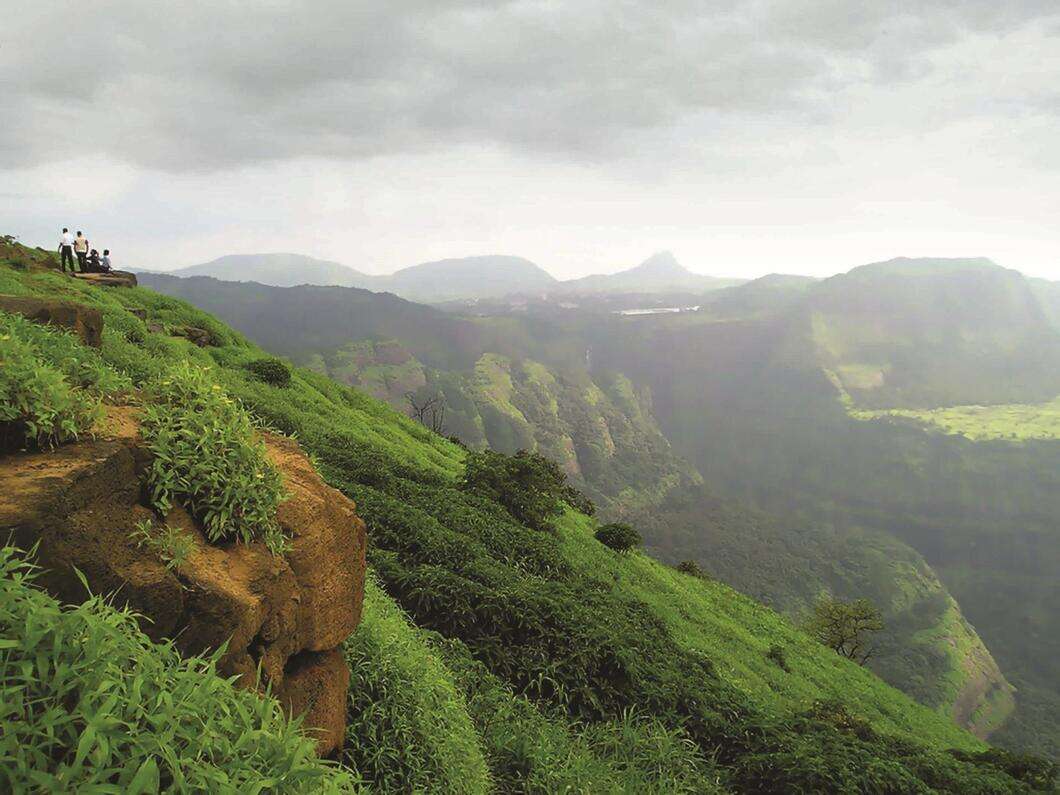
[
  {"left": 460, "top": 448, "right": 588, "bottom": 531},
  {"left": 141, "top": 361, "right": 288, "bottom": 554},
  {"left": 0, "top": 311, "right": 129, "bottom": 450},
  {"left": 594, "top": 522, "right": 642, "bottom": 553},
  {"left": 0, "top": 546, "right": 357, "bottom": 793},
  {"left": 676, "top": 559, "right": 706, "bottom": 578},
  {"left": 247, "top": 356, "right": 292, "bottom": 387}
]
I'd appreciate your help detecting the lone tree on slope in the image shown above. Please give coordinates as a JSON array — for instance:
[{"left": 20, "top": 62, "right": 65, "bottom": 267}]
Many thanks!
[{"left": 803, "top": 597, "right": 884, "bottom": 666}]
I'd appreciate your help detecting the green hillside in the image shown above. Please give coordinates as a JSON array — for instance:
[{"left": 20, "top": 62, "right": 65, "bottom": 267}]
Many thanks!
[{"left": 2, "top": 240, "right": 1054, "bottom": 791}]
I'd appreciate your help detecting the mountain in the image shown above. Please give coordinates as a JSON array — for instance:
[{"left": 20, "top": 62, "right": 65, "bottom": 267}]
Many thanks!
[
  {"left": 138, "top": 262, "right": 1017, "bottom": 740},
  {"left": 164, "top": 252, "right": 382, "bottom": 288},
  {"left": 386, "top": 255, "right": 557, "bottom": 302},
  {"left": 560, "top": 251, "right": 743, "bottom": 294},
  {"left": 2, "top": 237, "right": 1051, "bottom": 792}
]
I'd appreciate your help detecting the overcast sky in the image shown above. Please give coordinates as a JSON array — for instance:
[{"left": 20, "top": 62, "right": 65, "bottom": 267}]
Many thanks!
[{"left": 3, "top": 1, "right": 1060, "bottom": 279}]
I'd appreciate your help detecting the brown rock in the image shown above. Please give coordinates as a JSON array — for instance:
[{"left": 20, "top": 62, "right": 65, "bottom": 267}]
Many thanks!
[
  {"left": 130, "top": 308, "right": 148, "bottom": 320},
  {"left": 71, "top": 270, "right": 138, "bottom": 287},
  {"left": 170, "top": 325, "right": 215, "bottom": 347},
  {"left": 0, "top": 407, "right": 364, "bottom": 755},
  {"left": 0, "top": 295, "right": 104, "bottom": 347},
  {"left": 276, "top": 649, "right": 351, "bottom": 756}
]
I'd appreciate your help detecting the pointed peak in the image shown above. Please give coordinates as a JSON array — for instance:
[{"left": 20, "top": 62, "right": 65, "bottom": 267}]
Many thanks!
[{"left": 633, "top": 251, "right": 687, "bottom": 276}]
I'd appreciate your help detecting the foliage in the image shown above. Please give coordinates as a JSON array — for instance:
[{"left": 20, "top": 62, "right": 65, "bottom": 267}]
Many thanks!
[
  {"left": 131, "top": 519, "right": 195, "bottom": 571},
  {"left": 594, "top": 522, "right": 642, "bottom": 553},
  {"left": 141, "top": 361, "right": 289, "bottom": 554},
  {"left": 246, "top": 356, "right": 292, "bottom": 387},
  {"left": 0, "top": 545, "right": 358, "bottom": 793},
  {"left": 804, "top": 597, "right": 885, "bottom": 665},
  {"left": 767, "top": 644, "right": 790, "bottom": 673},
  {"left": 0, "top": 316, "right": 103, "bottom": 450},
  {"left": 340, "top": 578, "right": 491, "bottom": 793},
  {"left": 459, "top": 448, "right": 576, "bottom": 531},
  {"left": 676, "top": 559, "right": 706, "bottom": 578}
]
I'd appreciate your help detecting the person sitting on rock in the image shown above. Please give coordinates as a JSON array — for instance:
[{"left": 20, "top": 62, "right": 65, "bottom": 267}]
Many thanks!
[
  {"left": 86, "top": 249, "right": 102, "bottom": 272},
  {"left": 100, "top": 249, "right": 112, "bottom": 272}
]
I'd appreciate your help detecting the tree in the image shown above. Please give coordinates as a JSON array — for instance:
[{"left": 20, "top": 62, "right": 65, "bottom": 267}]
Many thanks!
[
  {"left": 803, "top": 597, "right": 883, "bottom": 666},
  {"left": 594, "top": 522, "right": 642, "bottom": 553},
  {"left": 405, "top": 390, "right": 446, "bottom": 434}
]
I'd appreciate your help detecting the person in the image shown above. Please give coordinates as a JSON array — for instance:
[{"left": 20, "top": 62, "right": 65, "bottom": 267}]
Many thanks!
[
  {"left": 73, "top": 231, "right": 89, "bottom": 272},
  {"left": 86, "top": 249, "right": 102, "bottom": 272},
  {"left": 58, "top": 228, "right": 75, "bottom": 273},
  {"left": 101, "top": 249, "right": 112, "bottom": 272}
]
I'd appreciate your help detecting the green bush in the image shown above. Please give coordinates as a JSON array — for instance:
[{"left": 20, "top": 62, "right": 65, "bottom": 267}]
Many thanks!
[
  {"left": 594, "top": 522, "right": 642, "bottom": 554},
  {"left": 0, "top": 326, "right": 101, "bottom": 451},
  {"left": 131, "top": 519, "right": 195, "bottom": 571},
  {"left": 247, "top": 357, "right": 292, "bottom": 387},
  {"left": 767, "top": 643, "right": 790, "bottom": 673},
  {"left": 141, "top": 362, "right": 288, "bottom": 554},
  {"left": 0, "top": 545, "right": 358, "bottom": 793},
  {"left": 676, "top": 559, "right": 705, "bottom": 578},
  {"left": 460, "top": 448, "right": 574, "bottom": 531}
]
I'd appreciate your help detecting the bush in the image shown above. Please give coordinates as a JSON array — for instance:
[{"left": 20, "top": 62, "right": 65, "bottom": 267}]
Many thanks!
[
  {"left": 0, "top": 324, "right": 101, "bottom": 451},
  {"left": 141, "top": 362, "right": 288, "bottom": 554},
  {"left": 766, "top": 643, "right": 790, "bottom": 672},
  {"left": 0, "top": 545, "right": 358, "bottom": 793},
  {"left": 460, "top": 448, "right": 574, "bottom": 531},
  {"left": 131, "top": 519, "right": 195, "bottom": 571},
  {"left": 676, "top": 559, "right": 705, "bottom": 578},
  {"left": 594, "top": 522, "right": 642, "bottom": 554},
  {"left": 247, "top": 357, "right": 292, "bottom": 387}
]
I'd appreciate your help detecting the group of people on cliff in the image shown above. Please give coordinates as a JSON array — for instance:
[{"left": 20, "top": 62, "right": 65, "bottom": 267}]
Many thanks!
[{"left": 58, "top": 228, "right": 112, "bottom": 275}]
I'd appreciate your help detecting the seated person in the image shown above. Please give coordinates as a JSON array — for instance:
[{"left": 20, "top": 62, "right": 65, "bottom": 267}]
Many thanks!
[
  {"left": 100, "top": 249, "right": 112, "bottom": 272},
  {"left": 86, "top": 249, "right": 102, "bottom": 272}
]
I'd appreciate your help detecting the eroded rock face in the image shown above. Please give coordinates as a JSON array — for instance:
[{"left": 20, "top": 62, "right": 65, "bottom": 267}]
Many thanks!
[
  {"left": 71, "top": 270, "right": 138, "bottom": 288},
  {"left": 0, "top": 407, "right": 366, "bottom": 756},
  {"left": 0, "top": 295, "right": 104, "bottom": 347}
]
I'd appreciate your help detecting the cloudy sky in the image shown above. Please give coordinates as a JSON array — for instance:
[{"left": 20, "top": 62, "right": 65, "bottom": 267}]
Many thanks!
[{"left": 3, "top": 1, "right": 1060, "bottom": 279}]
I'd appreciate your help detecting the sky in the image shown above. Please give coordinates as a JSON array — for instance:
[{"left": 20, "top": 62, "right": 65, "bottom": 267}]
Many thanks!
[{"left": 3, "top": 1, "right": 1060, "bottom": 280}]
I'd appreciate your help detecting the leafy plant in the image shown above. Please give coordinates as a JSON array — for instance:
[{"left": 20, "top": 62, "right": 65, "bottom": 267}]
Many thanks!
[
  {"left": 247, "top": 356, "right": 292, "bottom": 387},
  {"left": 767, "top": 643, "right": 790, "bottom": 672},
  {"left": 0, "top": 545, "right": 358, "bottom": 793},
  {"left": 131, "top": 519, "right": 195, "bottom": 570},
  {"left": 676, "top": 559, "right": 705, "bottom": 578},
  {"left": 804, "top": 597, "right": 885, "bottom": 666},
  {"left": 0, "top": 325, "right": 101, "bottom": 451},
  {"left": 141, "top": 362, "right": 288, "bottom": 555},
  {"left": 594, "top": 522, "right": 642, "bottom": 554}
]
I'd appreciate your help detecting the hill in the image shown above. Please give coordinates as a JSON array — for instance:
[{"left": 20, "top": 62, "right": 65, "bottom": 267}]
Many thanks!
[
  {"left": 165, "top": 252, "right": 382, "bottom": 288},
  {"left": 561, "top": 251, "right": 743, "bottom": 294},
  {"left": 386, "top": 255, "right": 557, "bottom": 302},
  {"left": 2, "top": 238, "right": 1053, "bottom": 791},
  {"left": 139, "top": 260, "right": 1016, "bottom": 741}
]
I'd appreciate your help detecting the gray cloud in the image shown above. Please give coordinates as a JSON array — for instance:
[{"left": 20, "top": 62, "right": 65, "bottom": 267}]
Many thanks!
[{"left": 2, "top": 1, "right": 1057, "bottom": 171}]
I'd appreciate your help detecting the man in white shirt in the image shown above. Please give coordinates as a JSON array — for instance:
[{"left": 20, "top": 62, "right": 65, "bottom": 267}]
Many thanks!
[
  {"left": 101, "top": 249, "right": 112, "bottom": 272},
  {"left": 73, "top": 231, "right": 89, "bottom": 272},
  {"left": 58, "top": 228, "right": 74, "bottom": 273}
]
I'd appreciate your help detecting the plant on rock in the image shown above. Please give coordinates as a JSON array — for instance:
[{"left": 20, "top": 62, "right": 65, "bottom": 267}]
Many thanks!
[
  {"left": 594, "top": 522, "right": 642, "bottom": 554},
  {"left": 141, "top": 362, "right": 288, "bottom": 554}
]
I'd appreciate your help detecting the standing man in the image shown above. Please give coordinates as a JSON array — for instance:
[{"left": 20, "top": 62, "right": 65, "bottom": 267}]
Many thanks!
[
  {"left": 73, "top": 231, "right": 89, "bottom": 272},
  {"left": 58, "top": 227, "right": 75, "bottom": 273}
]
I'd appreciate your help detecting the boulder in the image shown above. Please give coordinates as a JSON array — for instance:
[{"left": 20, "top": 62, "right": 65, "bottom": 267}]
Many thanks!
[
  {"left": 0, "top": 407, "right": 365, "bottom": 756},
  {"left": 72, "top": 270, "right": 138, "bottom": 287},
  {"left": 170, "top": 325, "right": 215, "bottom": 347},
  {"left": 0, "top": 295, "right": 104, "bottom": 347}
]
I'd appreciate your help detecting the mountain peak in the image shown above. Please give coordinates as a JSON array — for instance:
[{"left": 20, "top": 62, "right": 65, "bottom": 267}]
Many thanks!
[{"left": 632, "top": 251, "right": 687, "bottom": 276}]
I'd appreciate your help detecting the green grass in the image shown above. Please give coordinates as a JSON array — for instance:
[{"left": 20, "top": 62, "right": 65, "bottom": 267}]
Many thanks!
[
  {"left": 0, "top": 546, "right": 358, "bottom": 793},
  {"left": 852, "top": 400, "right": 1060, "bottom": 441}
]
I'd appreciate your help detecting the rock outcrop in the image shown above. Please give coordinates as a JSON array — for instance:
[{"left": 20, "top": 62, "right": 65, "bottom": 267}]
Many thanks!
[
  {"left": 0, "top": 295, "right": 103, "bottom": 347},
  {"left": 71, "top": 270, "right": 138, "bottom": 287},
  {"left": 0, "top": 407, "right": 366, "bottom": 756}
]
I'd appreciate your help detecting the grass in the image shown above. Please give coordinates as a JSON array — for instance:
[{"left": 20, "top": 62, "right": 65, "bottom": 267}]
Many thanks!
[{"left": 852, "top": 400, "right": 1060, "bottom": 441}]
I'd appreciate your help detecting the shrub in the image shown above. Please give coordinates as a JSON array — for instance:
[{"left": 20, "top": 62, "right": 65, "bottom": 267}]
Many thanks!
[
  {"left": 0, "top": 545, "right": 358, "bottom": 793},
  {"left": 131, "top": 519, "right": 195, "bottom": 571},
  {"left": 766, "top": 643, "right": 790, "bottom": 672},
  {"left": 676, "top": 559, "right": 705, "bottom": 578},
  {"left": 141, "top": 362, "right": 288, "bottom": 555},
  {"left": 460, "top": 448, "right": 574, "bottom": 531},
  {"left": 0, "top": 326, "right": 101, "bottom": 451},
  {"left": 247, "top": 357, "right": 292, "bottom": 387},
  {"left": 594, "top": 522, "right": 642, "bottom": 554}
]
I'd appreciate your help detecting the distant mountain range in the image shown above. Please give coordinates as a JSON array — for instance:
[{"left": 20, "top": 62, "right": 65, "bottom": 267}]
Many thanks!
[{"left": 149, "top": 251, "right": 742, "bottom": 302}]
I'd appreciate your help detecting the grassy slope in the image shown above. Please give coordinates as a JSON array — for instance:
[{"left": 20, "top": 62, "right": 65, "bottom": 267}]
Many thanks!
[{"left": 1, "top": 242, "right": 1051, "bottom": 791}]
